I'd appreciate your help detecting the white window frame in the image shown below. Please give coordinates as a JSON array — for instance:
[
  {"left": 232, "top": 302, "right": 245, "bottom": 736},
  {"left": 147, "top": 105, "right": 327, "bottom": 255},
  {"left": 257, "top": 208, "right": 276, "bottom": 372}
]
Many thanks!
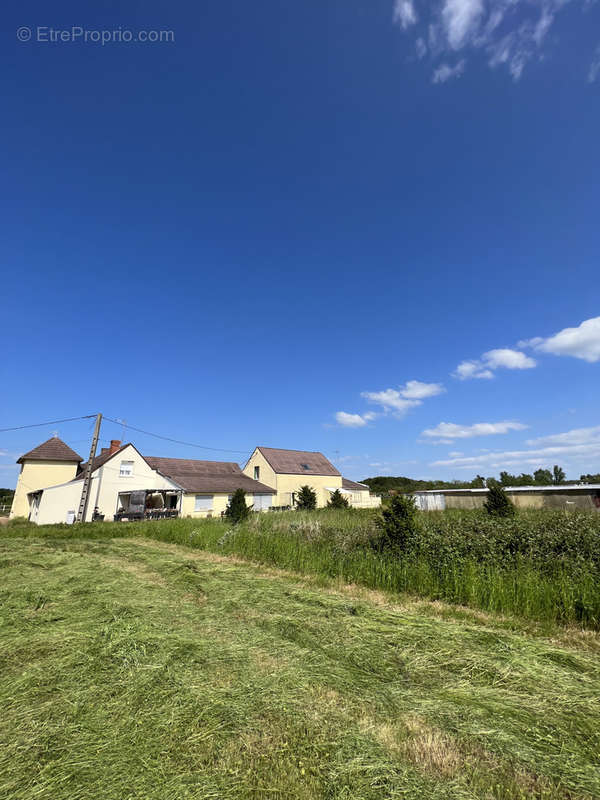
[
  {"left": 119, "top": 460, "right": 134, "bottom": 477},
  {"left": 194, "top": 495, "right": 213, "bottom": 512}
]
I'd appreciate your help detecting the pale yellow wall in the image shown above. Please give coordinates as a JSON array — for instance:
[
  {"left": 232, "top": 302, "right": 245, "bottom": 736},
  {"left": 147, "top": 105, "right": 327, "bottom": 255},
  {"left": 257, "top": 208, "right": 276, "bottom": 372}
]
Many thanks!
[
  {"left": 347, "top": 489, "right": 381, "bottom": 508},
  {"left": 181, "top": 492, "right": 231, "bottom": 519},
  {"left": 34, "top": 480, "right": 83, "bottom": 525},
  {"left": 242, "top": 450, "right": 278, "bottom": 489},
  {"left": 180, "top": 489, "right": 274, "bottom": 518},
  {"left": 242, "top": 450, "right": 342, "bottom": 508},
  {"left": 10, "top": 460, "right": 80, "bottom": 519}
]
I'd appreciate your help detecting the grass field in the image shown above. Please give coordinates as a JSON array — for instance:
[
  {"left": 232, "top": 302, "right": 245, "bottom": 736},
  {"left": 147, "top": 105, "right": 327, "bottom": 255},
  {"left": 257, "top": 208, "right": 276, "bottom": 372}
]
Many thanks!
[
  {"left": 1, "top": 532, "right": 600, "bottom": 799},
  {"left": 6, "top": 507, "right": 599, "bottom": 628}
]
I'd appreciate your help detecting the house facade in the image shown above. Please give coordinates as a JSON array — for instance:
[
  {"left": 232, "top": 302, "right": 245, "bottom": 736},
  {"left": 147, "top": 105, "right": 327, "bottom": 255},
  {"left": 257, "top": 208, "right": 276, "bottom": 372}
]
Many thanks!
[
  {"left": 10, "top": 437, "right": 84, "bottom": 519},
  {"left": 11, "top": 438, "right": 378, "bottom": 524},
  {"left": 242, "top": 447, "right": 381, "bottom": 509},
  {"left": 27, "top": 441, "right": 182, "bottom": 525},
  {"left": 144, "top": 457, "right": 276, "bottom": 518}
]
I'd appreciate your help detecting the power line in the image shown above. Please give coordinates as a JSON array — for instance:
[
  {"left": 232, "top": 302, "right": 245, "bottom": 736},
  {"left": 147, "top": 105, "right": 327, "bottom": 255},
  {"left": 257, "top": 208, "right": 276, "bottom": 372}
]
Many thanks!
[
  {"left": 0, "top": 415, "right": 97, "bottom": 433},
  {"left": 102, "top": 416, "right": 252, "bottom": 456}
]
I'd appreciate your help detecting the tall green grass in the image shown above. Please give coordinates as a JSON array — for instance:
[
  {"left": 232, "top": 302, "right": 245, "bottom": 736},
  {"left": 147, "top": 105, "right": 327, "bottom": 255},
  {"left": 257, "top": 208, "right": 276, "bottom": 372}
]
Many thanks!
[{"left": 4, "top": 507, "right": 600, "bottom": 628}]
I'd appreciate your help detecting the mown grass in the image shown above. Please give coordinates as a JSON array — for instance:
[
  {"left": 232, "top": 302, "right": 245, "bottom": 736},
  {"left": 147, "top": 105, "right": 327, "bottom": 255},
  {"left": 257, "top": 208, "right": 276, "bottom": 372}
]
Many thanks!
[
  {"left": 5, "top": 507, "right": 599, "bottom": 628},
  {"left": 1, "top": 534, "right": 600, "bottom": 799}
]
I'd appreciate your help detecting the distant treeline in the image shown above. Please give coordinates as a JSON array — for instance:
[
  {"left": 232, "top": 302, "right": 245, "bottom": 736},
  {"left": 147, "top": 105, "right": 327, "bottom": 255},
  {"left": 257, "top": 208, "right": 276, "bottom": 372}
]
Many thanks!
[{"left": 361, "top": 468, "right": 600, "bottom": 495}]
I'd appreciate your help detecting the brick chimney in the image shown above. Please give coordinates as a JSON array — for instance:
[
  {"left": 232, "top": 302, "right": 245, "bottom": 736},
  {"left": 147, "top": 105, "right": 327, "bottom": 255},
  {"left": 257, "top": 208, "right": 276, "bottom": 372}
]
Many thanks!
[{"left": 109, "top": 439, "right": 121, "bottom": 454}]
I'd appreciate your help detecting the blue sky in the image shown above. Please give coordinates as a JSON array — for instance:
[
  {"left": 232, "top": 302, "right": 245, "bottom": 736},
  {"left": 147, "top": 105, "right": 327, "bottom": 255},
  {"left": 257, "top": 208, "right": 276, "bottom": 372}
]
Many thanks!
[{"left": 1, "top": 0, "right": 599, "bottom": 486}]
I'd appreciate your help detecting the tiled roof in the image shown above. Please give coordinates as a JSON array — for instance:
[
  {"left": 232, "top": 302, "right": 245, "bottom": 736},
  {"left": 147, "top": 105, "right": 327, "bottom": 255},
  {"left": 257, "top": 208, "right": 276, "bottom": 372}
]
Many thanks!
[
  {"left": 256, "top": 447, "right": 340, "bottom": 476},
  {"left": 17, "top": 437, "right": 82, "bottom": 464},
  {"left": 146, "top": 457, "right": 276, "bottom": 494},
  {"left": 342, "top": 477, "right": 369, "bottom": 491}
]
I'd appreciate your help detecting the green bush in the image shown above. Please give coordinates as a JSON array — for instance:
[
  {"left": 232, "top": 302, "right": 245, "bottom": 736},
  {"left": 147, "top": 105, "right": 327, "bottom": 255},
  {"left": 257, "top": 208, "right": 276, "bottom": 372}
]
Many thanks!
[
  {"left": 295, "top": 486, "right": 317, "bottom": 511},
  {"left": 225, "top": 489, "right": 251, "bottom": 524},
  {"left": 327, "top": 489, "right": 349, "bottom": 509},
  {"left": 371, "top": 494, "right": 419, "bottom": 553},
  {"left": 484, "top": 485, "right": 515, "bottom": 517}
]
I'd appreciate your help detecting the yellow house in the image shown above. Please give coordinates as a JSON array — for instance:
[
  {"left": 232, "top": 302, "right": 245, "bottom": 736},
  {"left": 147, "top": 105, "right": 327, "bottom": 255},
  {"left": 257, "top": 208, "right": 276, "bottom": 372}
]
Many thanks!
[
  {"left": 10, "top": 437, "right": 83, "bottom": 519},
  {"left": 13, "top": 436, "right": 277, "bottom": 524},
  {"left": 12, "top": 438, "right": 378, "bottom": 524},
  {"left": 145, "top": 457, "right": 276, "bottom": 518},
  {"left": 242, "top": 447, "right": 381, "bottom": 509}
]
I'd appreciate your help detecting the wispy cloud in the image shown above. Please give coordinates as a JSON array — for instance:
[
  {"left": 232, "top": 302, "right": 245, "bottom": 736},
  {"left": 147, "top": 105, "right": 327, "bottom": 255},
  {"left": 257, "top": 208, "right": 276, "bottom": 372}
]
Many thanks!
[
  {"left": 454, "top": 348, "right": 536, "bottom": 380},
  {"left": 335, "top": 411, "right": 377, "bottom": 428},
  {"left": 589, "top": 43, "right": 600, "bottom": 82},
  {"left": 422, "top": 420, "right": 528, "bottom": 443},
  {"left": 393, "top": 0, "right": 594, "bottom": 82},
  {"left": 430, "top": 426, "right": 600, "bottom": 470},
  {"left": 336, "top": 380, "right": 444, "bottom": 428},
  {"left": 432, "top": 59, "right": 466, "bottom": 83},
  {"left": 362, "top": 380, "right": 445, "bottom": 415},
  {"left": 520, "top": 316, "right": 600, "bottom": 363},
  {"left": 393, "top": 0, "right": 418, "bottom": 29},
  {"left": 526, "top": 425, "right": 600, "bottom": 447}
]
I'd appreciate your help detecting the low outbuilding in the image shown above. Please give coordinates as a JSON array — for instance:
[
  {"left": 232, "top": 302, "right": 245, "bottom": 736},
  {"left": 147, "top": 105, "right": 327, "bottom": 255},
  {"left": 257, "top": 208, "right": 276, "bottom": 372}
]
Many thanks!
[{"left": 412, "top": 484, "right": 600, "bottom": 511}]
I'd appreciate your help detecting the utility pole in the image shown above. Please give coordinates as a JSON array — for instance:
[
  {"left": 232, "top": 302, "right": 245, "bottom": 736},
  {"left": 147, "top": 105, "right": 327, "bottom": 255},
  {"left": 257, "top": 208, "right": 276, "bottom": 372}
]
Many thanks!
[{"left": 76, "top": 413, "right": 102, "bottom": 523}]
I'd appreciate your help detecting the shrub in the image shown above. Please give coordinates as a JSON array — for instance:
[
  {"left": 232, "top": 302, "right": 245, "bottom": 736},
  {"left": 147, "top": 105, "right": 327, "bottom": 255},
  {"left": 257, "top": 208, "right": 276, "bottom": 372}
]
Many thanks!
[
  {"left": 327, "top": 489, "right": 349, "bottom": 509},
  {"left": 372, "top": 494, "right": 419, "bottom": 553},
  {"left": 295, "top": 486, "right": 317, "bottom": 511},
  {"left": 484, "top": 485, "right": 515, "bottom": 517},
  {"left": 225, "top": 489, "right": 251, "bottom": 524}
]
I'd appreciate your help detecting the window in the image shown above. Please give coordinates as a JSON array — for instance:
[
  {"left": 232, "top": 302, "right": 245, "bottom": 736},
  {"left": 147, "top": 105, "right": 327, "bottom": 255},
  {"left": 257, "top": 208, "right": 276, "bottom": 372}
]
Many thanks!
[
  {"left": 119, "top": 460, "right": 134, "bottom": 477},
  {"left": 254, "top": 466, "right": 260, "bottom": 480},
  {"left": 254, "top": 494, "right": 272, "bottom": 511},
  {"left": 301, "top": 463, "right": 310, "bottom": 470},
  {"left": 194, "top": 495, "right": 213, "bottom": 512}
]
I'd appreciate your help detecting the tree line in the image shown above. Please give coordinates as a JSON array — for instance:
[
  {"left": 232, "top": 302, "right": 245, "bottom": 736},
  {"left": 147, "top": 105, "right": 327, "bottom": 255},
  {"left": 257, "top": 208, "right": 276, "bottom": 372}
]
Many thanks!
[{"left": 361, "top": 467, "right": 600, "bottom": 495}]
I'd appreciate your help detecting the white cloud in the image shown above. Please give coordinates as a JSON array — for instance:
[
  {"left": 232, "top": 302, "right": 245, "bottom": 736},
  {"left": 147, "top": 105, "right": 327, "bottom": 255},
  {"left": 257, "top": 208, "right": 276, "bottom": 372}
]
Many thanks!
[
  {"left": 442, "top": 0, "right": 484, "bottom": 49},
  {"left": 422, "top": 420, "right": 528, "bottom": 442},
  {"left": 335, "top": 411, "right": 376, "bottom": 428},
  {"left": 394, "top": 0, "right": 418, "bottom": 29},
  {"left": 589, "top": 43, "right": 600, "bottom": 82},
  {"left": 454, "top": 348, "right": 536, "bottom": 379},
  {"left": 362, "top": 380, "right": 445, "bottom": 415},
  {"left": 521, "top": 317, "right": 600, "bottom": 363},
  {"left": 432, "top": 59, "right": 466, "bottom": 82},
  {"left": 393, "top": 0, "right": 594, "bottom": 81},
  {"left": 483, "top": 348, "right": 537, "bottom": 370},
  {"left": 361, "top": 389, "right": 420, "bottom": 415},
  {"left": 430, "top": 435, "right": 600, "bottom": 470},
  {"left": 526, "top": 425, "right": 600, "bottom": 447},
  {"left": 400, "top": 380, "right": 446, "bottom": 399},
  {"left": 455, "top": 360, "right": 494, "bottom": 380}
]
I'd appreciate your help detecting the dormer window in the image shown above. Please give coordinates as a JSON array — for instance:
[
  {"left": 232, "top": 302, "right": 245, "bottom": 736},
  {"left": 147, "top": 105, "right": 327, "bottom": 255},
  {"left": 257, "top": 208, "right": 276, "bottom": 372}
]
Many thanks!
[{"left": 301, "top": 464, "right": 310, "bottom": 470}]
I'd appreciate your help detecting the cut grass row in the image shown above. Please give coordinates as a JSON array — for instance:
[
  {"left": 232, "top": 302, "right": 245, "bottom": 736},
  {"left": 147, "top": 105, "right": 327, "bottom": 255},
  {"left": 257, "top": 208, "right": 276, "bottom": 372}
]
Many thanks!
[{"left": 1, "top": 534, "right": 600, "bottom": 799}]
